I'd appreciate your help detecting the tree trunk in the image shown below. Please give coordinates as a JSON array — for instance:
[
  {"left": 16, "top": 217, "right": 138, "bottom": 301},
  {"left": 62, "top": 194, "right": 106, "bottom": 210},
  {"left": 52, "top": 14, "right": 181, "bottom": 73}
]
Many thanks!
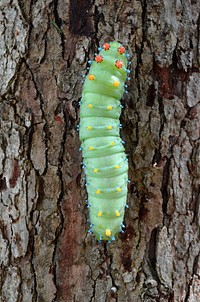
[{"left": 0, "top": 0, "right": 199, "bottom": 301}]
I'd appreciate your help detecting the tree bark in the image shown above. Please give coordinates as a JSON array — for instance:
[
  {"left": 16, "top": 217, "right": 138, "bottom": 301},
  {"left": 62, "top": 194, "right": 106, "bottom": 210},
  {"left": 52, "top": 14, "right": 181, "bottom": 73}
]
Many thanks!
[{"left": 0, "top": 0, "right": 199, "bottom": 301}]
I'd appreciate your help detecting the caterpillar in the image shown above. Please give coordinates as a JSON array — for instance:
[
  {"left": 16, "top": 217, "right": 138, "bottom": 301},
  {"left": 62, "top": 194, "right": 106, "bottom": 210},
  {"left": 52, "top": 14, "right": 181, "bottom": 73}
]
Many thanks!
[{"left": 79, "top": 41, "right": 130, "bottom": 242}]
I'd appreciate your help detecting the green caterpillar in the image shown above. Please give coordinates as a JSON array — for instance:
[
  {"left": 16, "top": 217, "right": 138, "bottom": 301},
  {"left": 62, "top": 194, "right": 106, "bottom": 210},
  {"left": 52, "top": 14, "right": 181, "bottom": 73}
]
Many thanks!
[{"left": 79, "top": 42, "right": 130, "bottom": 241}]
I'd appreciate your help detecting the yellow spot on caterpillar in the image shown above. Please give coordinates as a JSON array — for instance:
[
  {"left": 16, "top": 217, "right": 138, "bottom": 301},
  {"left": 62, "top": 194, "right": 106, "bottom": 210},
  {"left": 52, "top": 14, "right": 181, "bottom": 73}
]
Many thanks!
[
  {"left": 113, "top": 81, "right": 120, "bottom": 87},
  {"left": 87, "top": 126, "right": 93, "bottom": 130},
  {"left": 107, "top": 125, "right": 113, "bottom": 130},
  {"left": 115, "top": 211, "right": 120, "bottom": 217},
  {"left": 111, "top": 141, "right": 115, "bottom": 146},
  {"left": 97, "top": 211, "right": 102, "bottom": 217},
  {"left": 89, "top": 146, "right": 94, "bottom": 150},
  {"left": 93, "top": 168, "right": 99, "bottom": 173},
  {"left": 96, "top": 189, "right": 101, "bottom": 194},
  {"left": 117, "top": 187, "right": 122, "bottom": 192},
  {"left": 107, "top": 106, "right": 113, "bottom": 110},
  {"left": 114, "top": 165, "right": 120, "bottom": 169},
  {"left": 105, "top": 229, "right": 112, "bottom": 237},
  {"left": 88, "top": 74, "right": 95, "bottom": 80},
  {"left": 88, "top": 104, "right": 93, "bottom": 108}
]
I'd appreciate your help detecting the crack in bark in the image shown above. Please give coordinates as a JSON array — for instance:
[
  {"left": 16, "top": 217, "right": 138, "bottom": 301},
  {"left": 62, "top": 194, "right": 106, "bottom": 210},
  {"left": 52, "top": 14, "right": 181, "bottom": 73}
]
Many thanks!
[
  {"left": 52, "top": 106, "right": 67, "bottom": 302},
  {"left": 53, "top": 0, "right": 65, "bottom": 60}
]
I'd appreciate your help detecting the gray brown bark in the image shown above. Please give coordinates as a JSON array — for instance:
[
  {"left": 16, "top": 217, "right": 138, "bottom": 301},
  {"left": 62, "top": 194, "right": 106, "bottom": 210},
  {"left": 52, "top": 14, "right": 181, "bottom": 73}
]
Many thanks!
[{"left": 0, "top": 0, "right": 199, "bottom": 301}]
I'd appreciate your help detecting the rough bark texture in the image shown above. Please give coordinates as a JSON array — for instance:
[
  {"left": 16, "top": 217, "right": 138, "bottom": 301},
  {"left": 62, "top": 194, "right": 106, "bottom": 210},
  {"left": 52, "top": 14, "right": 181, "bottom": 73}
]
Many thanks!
[{"left": 0, "top": 0, "right": 199, "bottom": 302}]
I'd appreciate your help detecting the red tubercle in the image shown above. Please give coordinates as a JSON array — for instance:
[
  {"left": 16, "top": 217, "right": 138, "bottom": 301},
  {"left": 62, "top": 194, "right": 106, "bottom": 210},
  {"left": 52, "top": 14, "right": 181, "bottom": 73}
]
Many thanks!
[
  {"left": 103, "top": 43, "right": 110, "bottom": 51},
  {"left": 95, "top": 55, "right": 103, "bottom": 63},
  {"left": 118, "top": 46, "right": 125, "bottom": 54},
  {"left": 115, "top": 60, "right": 124, "bottom": 69}
]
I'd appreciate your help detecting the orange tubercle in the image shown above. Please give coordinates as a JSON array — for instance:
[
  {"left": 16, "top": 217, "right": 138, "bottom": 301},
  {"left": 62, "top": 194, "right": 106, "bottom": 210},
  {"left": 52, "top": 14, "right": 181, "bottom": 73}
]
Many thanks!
[
  {"left": 88, "top": 74, "right": 95, "bottom": 80},
  {"left": 113, "top": 81, "right": 120, "bottom": 87},
  {"left": 103, "top": 43, "right": 110, "bottom": 51},
  {"left": 115, "top": 60, "right": 124, "bottom": 69},
  {"left": 95, "top": 55, "right": 103, "bottom": 63},
  {"left": 118, "top": 46, "right": 125, "bottom": 54}
]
